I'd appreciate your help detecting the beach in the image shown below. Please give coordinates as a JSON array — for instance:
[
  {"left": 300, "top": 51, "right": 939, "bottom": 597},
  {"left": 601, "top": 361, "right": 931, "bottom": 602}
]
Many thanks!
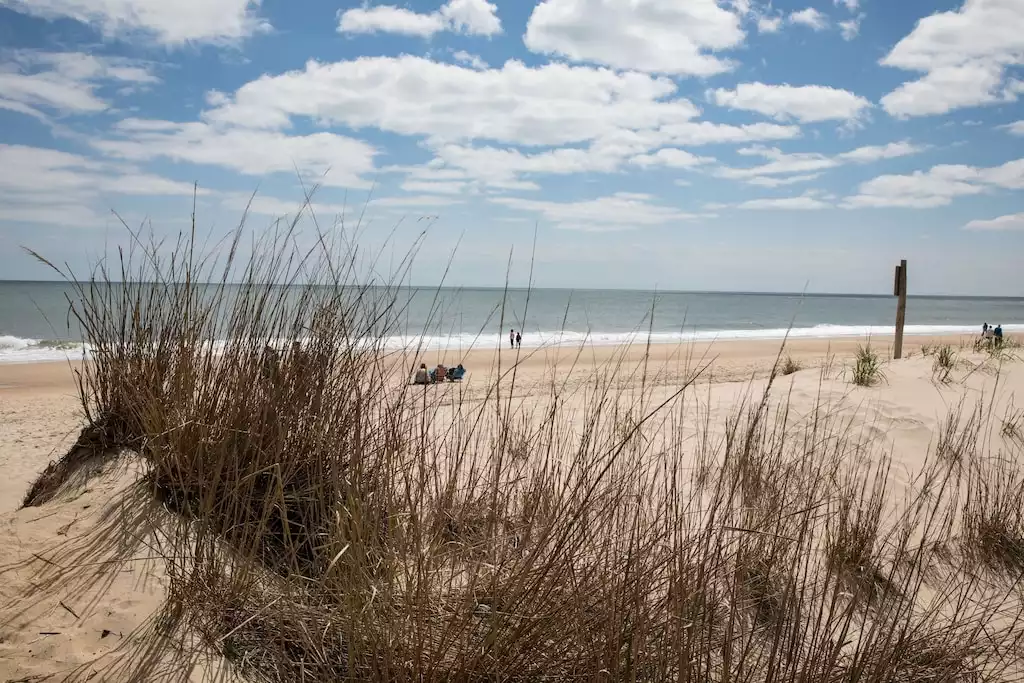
[
  {"left": 1, "top": 332, "right": 1022, "bottom": 680},
  {"left": 0, "top": 332, "right": 987, "bottom": 515}
]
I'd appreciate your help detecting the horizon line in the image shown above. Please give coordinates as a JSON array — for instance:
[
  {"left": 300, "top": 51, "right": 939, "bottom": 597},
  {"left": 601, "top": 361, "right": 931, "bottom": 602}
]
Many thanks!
[{"left": 1, "top": 279, "right": 1023, "bottom": 301}]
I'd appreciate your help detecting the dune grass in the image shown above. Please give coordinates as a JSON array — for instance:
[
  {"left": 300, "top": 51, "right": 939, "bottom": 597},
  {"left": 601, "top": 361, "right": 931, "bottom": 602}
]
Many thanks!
[
  {"left": 780, "top": 355, "right": 802, "bottom": 376},
  {"left": 851, "top": 344, "right": 886, "bottom": 387},
  {"left": 933, "top": 345, "right": 958, "bottom": 384},
  {"left": 19, "top": 216, "right": 1024, "bottom": 681}
]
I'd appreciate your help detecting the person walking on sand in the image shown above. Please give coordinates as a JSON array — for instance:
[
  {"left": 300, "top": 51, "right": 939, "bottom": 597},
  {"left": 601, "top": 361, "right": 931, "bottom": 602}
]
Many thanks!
[
  {"left": 510, "top": 329, "right": 515, "bottom": 349},
  {"left": 515, "top": 331, "right": 521, "bottom": 349},
  {"left": 983, "top": 322, "right": 989, "bottom": 336}
]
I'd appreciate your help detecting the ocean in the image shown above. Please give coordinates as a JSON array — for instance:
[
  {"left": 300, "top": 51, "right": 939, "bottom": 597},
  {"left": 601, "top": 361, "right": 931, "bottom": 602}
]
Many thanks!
[{"left": 1, "top": 281, "right": 1022, "bottom": 363}]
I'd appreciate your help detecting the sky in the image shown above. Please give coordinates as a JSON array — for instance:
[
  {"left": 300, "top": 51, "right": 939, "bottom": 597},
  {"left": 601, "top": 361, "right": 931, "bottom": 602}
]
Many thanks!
[{"left": 0, "top": 0, "right": 1023, "bottom": 295}]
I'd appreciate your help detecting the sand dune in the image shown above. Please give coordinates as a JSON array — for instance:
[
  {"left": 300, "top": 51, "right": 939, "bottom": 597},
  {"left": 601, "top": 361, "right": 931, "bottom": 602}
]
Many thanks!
[{"left": 0, "top": 335, "right": 1021, "bottom": 680}]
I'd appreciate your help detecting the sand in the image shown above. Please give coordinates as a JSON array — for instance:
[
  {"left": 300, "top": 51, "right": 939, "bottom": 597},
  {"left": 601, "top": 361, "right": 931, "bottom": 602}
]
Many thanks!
[{"left": 0, "top": 333, "right": 1018, "bottom": 680}]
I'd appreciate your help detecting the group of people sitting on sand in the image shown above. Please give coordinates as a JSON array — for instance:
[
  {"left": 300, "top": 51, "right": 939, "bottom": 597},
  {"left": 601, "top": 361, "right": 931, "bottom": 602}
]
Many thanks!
[
  {"left": 412, "top": 362, "right": 466, "bottom": 385},
  {"left": 982, "top": 322, "right": 1005, "bottom": 348}
]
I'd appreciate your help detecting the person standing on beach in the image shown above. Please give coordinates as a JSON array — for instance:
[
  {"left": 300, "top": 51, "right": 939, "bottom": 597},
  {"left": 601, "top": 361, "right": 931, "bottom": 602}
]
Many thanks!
[
  {"left": 515, "top": 331, "right": 521, "bottom": 349},
  {"left": 983, "top": 322, "right": 989, "bottom": 336},
  {"left": 510, "top": 329, "right": 515, "bottom": 349}
]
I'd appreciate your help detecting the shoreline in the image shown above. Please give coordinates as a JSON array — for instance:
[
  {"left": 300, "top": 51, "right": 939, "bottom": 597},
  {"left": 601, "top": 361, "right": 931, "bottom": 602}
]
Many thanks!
[
  {"left": 0, "top": 333, "right": 984, "bottom": 390},
  {"left": 3, "top": 324, "right": 1019, "bottom": 365}
]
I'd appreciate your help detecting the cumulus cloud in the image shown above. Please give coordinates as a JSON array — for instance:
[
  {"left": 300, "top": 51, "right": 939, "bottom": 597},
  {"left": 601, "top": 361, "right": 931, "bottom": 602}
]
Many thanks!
[
  {"left": 709, "top": 82, "right": 871, "bottom": 123},
  {"left": 491, "top": 192, "right": 699, "bottom": 231},
  {"left": 524, "top": 0, "right": 746, "bottom": 76},
  {"left": 0, "top": 143, "right": 205, "bottom": 226},
  {"left": 843, "top": 158, "right": 1024, "bottom": 208},
  {"left": 398, "top": 122, "right": 796, "bottom": 189},
  {"left": 788, "top": 8, "right": 829, "bottom": 30},
  {"left": 630, "top": 149, "right": 715, "bottom": 169},
  {"left": 131, "top": 56, "right": 806, "bottom": 193},
  {"left": 201, "top": 57, "right": 700, "bottom": 147},
  {"left": 880, "top": 0, "right": 1024, "bottom": 117},
  {"left": 998, "top": 120, "right": 1024, "bottom": 135},
  {"left": 0, "top": 50, "right": 157, "bottom": 121},
  {"left": 746, "top": 173, "right": 822, "bottom": 187},
  {"left": 757, "top": 16, "right": 782, "bottom": 33},
  {"left": 93, "top": 119, "right": 378, "bottom": 188},
  {"left": 717, "top": 141, "right": 925, "bottom": 185},
  {"left": 835, "top": 141, "right": 926, "bottom": 163},
  {"left": 338, "top": 0, "right": 501, "bottom": 37},
  {"left": 338, "top": 6, "right": 446, "bottom": 36},
  {"left": 451, "top": 50, "right": 488, "bottom": 69},
  {"left": 737, "top": 193, "right": 832, "bottom": 210},
  {"left": 964, "top": 212, "right": 1024, "bottom": 230},
  {"left": 0, "top": 0, "right": 268, "bottom": 45},
  {"left": 839, "top": 15, "right": 863, "bottom": 40}
]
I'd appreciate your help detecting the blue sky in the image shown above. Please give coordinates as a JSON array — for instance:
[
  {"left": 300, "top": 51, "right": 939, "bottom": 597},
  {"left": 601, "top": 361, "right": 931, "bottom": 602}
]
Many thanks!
[{"left": 1, "top": 0, "right": 1023, "bottom": 295}]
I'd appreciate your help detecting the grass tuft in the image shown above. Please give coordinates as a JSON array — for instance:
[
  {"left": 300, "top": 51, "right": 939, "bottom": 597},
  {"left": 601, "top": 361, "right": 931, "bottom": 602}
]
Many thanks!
[
  {"left": 851, "top": 344, "right": 886, "bottom": 387},
  {"left": 932, "top": 345, "right": 957, "bottom": 383},
  {"left": 780, "top": 355, "right": 802, "bottom": 376}
]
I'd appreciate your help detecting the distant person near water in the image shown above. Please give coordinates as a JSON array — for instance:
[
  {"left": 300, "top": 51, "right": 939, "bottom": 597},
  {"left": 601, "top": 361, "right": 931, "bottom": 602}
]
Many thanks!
[
  {"left": 995, "top": 324, "right": 1004, "bottom": 347},
  {"left": 983, "top": 322, "right": 989, "bottom": 335},
  {"left": 510, "top": 329, "right": 515, "bottom": 349},
  {"left": 516, "top": 331, "right": 521, "bottom": 349}
]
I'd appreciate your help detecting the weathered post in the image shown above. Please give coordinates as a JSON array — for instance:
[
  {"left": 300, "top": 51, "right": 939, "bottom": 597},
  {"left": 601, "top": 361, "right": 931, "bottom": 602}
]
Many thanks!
[{"left": 893, "top": 259, "right": 908, "bottom": 359}]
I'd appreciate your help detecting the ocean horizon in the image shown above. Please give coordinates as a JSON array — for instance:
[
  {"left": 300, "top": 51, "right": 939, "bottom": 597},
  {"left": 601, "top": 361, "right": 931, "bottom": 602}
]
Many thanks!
[{"left": 1, "top": 280, "right": 1021, "bottom": 363}]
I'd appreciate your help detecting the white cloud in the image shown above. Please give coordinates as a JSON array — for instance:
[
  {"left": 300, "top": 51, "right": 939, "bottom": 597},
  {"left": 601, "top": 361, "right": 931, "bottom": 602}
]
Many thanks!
[
  {"left": 835, "top": 141, "right": 926, "bottom": 163},
  {"left": 630, "top": 148, "right": 715, "bottom": 169},
  {"left": 998, "top": 120, "right": 1024, "bottom": 135},
  {"left": 338, "top": 6, "right": 446, "bottom": 36},
  {"left": 400, "top": 180, "right": 469, "bottom": 195},
  {"left": 834, "top": 0, "right": 859, "bottom": 10},
  {"left": 523, "top": 0, "right": 746, "bottom": 76},
  {"left": 757, "top": 16, "right": 782, "bottom": 33},
  {"left": 843, "top": 158, "right": 1024, "bottom": 208},
  {"left": 964, "top": 212, "right": 1024, "bottom": 230},
  {"left": 880, "top": 0, "right": 1024, "bottom": 117},
  {"left": 201, "top": 57, "right": 700, "bottom": 148},
  {"left": 440, "top": 0, "right": 502, "bottom": 36},
  {"left": 196, "top": 55, "right": 801, "bottom": 193},
  {"left": 717, "top": 141, "right": 924, "bottom": 183},
  {"left": 746, "top": 173, "right": 821, "bottom": 187},
  {"left": 0, "top": 143, "right": 205, "bottom": 226},
  {"left": 338, "top": 0, "right": 501, "bottom": 37},
  {"left": 658, "top": 121, "right": 801, "bottom": 145},
  {"left": 93, "top": 119, "right": 378, "bottom": 188},
  {"left": 400, "top": 122, "right": 792, "bottom": 189},
  {"left": 226, "top": 191, "right": 462, "bottom": 219},
  {"left": 710, "top": 82, "right": 871, "bottom": 123},
  {"left": 717, "top": 148, "right": 837, "bottom": 180},
  {"left": 839, "top": 15, "right": 862, "bottom": 41},
  {"left": 737, "top": 193, "right": 832, "bottom": 210},
  {"left": 373, "top": 194, "right": 464, "bottom": 207},
  {"left": 881, "top": 61, "right": 1010, "bottom": 117},
  {"left": 427, "top": 139, "right": 654, "bottom": 189},
  {"left": 0, "top": 50, "right": 157, "bottom": 120},
  {"left": 0, "top": 0, "right": 268, "bottom": 45},
  {"left": 491, "top": 192, "right": 698, "bottom": 231},
  {"left": 451, "top": 50, "right": 488, "bottom": 70},
  {"left": 223, "top": 193, "right": 351, "bottom": 219},
  {"left": 789, "top": 8, "right": 828, "bottom": 30}
]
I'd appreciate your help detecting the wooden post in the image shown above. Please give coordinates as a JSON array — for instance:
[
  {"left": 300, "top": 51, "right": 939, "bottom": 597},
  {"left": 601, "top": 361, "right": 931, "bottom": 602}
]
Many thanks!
[{"left": 893, "top": 259, "right": 908, "bottom": 360}]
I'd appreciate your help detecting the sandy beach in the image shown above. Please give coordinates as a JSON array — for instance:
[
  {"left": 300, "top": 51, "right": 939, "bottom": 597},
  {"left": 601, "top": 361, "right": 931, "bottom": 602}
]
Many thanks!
[{"left": 1, "top": 332, "right": 1021, "bottom": 680}]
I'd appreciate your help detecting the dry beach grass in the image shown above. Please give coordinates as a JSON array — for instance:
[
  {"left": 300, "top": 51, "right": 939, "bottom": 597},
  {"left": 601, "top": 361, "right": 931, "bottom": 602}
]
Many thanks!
[{"left": 2, "top": 220, "right": 1024, "bottom": 681}]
